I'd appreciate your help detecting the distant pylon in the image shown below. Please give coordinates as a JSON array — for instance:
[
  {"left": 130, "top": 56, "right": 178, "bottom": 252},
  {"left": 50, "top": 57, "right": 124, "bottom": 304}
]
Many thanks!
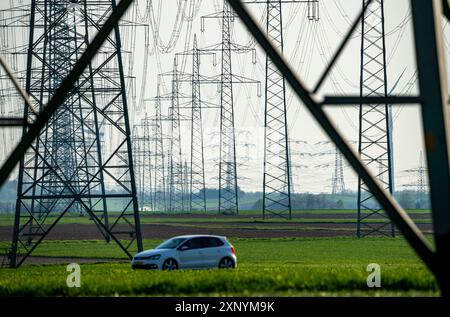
[
  {"left": 183, "top": 160, "right": 190, "bottom": 211},
  {"left": 175, "top": 34, "right": 220, "bottom": 212},
  {"left": 200, "top": 2, "right": 259, "bottom": 214},
  {"left": 168, "top": 59, "right": 184, "bottom": 212},
  {"left": 357, "top": 0, "right": 395, "bottom": 238},
  {"left": 154, "top": 83, "right": 167, "bottom": 212},
  {"left": 190, "top": 35, "right": 207, "bottom": 212},
  {"left": 133, "top": 114, "right": 154, "bottom": 211},
  {"left": 417, "top": 150, "right": 426, "bottom": 195},
  {"left": 416, "top": 150, "right": 427, "bottom": 208},
  {"left": 331, "top": 147, "right": 346, "bottom": 195}
]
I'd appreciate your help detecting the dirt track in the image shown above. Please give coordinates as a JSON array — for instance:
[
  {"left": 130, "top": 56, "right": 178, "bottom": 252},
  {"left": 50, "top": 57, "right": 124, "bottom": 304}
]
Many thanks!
[
  {"left": 0, "top": 221, "right": 433, "bottom": 241},
  {"left": 140, "top": 213, "right": 432, "bottom": 220}
]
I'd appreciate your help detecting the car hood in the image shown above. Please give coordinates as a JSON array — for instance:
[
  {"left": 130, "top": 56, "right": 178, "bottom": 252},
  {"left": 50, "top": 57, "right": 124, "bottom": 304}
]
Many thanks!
[{"left": 134, "top": 248, "right": 173, "bottom": 258}]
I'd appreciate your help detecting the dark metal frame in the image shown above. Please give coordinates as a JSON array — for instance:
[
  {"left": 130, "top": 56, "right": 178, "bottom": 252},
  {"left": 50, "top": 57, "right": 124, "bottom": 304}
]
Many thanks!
[
  {"left": 0, "top": 0, "right": 134, "bottom": 186},
  {"left": 226, "top": 0, "right": 450, "bottom": 295}
]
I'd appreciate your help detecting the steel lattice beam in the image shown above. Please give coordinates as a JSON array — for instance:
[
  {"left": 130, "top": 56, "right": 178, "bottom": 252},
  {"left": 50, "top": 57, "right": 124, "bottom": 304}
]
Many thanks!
[{"left": 411, "top": 0, "right": 450, "bottom": 296}]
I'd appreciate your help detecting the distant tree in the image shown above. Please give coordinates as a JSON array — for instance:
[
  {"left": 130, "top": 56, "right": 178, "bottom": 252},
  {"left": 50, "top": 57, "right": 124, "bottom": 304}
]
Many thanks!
[
  {"left": 0, "top": 180, "right": 18, "bottom": 200},
  {"left": 398, "top": 191, "right": 415, "bottom": 209},
  {"left": 336, "top": 199, "right": 344, "bottom": 209}
]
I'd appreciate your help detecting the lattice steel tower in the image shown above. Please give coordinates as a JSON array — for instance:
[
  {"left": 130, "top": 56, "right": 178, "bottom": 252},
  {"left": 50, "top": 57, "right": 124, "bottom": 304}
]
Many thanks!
[
  {"left": 218, "top": 1, "right": 239, "bottom": 215},
  {"left": 175, "top": 34, "right": 223, "bottom": 212},
  {"left": 357, "top": 0, "right": 395, "bottom": 237},
  {"left": 257, "top": 0, "right": 319, "bottom": 219},
  {"left": 133, "top": 114, "right": 154, "bottom": 211},
  {"left": 332, "top": 147, "right": 346, "bottom": 195},
  {"left": 168, "top": 59, "right": 185, "bottom": 212},
  {"left": 11, "top": 0, "right": 142, "bottom": 267},
  {"left": 416, "top": 150, "right": 428, "bottom": 208},
  {"left": 262, "top": 0, "right": 292, "bottom": 219},
  {"left": 190, "top": 35, "right": 207, "bottom": 212},
  {"left": 417, "top": 151, "right": 426, "bottom": 195},
  {"left": 201, "top": 2, "right": 259, "bottom": 215},
  {"left": 153, "top": 83, "right": 167, "bottom": 212}
]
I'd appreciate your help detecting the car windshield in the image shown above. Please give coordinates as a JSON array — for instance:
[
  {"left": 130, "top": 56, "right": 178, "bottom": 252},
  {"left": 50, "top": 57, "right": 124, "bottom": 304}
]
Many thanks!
[{"left": 156, "top": 237, "right": 187, "bottom": 250}]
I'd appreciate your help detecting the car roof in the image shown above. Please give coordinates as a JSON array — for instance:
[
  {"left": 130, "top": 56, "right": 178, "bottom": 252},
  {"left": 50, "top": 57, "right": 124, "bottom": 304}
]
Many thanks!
[{"left": 169, "top": 234, "right": 226, "bottom": 240}]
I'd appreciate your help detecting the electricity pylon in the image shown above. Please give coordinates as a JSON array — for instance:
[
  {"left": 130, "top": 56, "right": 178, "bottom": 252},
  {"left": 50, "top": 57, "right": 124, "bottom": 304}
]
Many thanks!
[
  {"left": 150, "top": 70, "right": 190, "bottom": 213},
  {"left": 176, "top": 34, "right": 244, "bottom": 213},
  {"left": 168, "top": 59, "right": 185, "bottom": 212},
  {"left": 218, "top": 1, "right": 239, "bottom": 215},
  {"left": 263, "top": 0, "right": 292, "bottom": 220},
  {"left": 403, "top": 151, "right": 428, "bottom": 208},
  {"left": 417, "top": 151, "right": 427, "bottom": 195},
  {"left": 11, "top": 0, "right": 142, "bottom": 267},
  {"left": 153, "top": 83, "right": 168, "bottom": 212},
  {"left": 189, "top": 36, "right": 207, "bottom": 212},
  {"left": 242, "top": 0, "right": 319, "bottom": 219},
  {"left": 332, "top": 147, "right": 346, "bottom": 195},
  {"left": 183, "top": 160, "right": 190, "bottom": 211},
  {"left": 357, "top": 0, "right": 395, "bottom": 238},
  {"left": 133, "top": 115, "right": 154, "bottom": 211},
  {"left": 153, "top": 52, "right": 215, "bottom": 214},
  {"left": 202, "top": 1, "right": 259, "bottom": 215},
  {"left": 173, "top": 36, "right": 209, "bottom": 213}
]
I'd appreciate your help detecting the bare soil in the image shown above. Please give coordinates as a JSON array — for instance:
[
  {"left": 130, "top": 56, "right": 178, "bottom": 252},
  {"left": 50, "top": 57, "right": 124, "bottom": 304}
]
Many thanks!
[{"left": 0, "top": 221, "right": 433, "bottom": 241}]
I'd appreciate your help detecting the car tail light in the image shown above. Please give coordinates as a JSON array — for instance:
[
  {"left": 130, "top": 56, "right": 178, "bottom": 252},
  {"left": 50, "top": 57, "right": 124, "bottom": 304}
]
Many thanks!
[{"left": 231, "top": 246, "right": 236, "bottom": 255}]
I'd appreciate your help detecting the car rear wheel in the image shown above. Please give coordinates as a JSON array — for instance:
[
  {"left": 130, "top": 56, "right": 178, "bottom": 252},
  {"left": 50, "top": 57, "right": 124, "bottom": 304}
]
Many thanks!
[
  {"left": 218, "top": 257, "right": 235, "bottom": 269},
  {"left": 162, "top": 259, "right": 178, "bottom": 270}
]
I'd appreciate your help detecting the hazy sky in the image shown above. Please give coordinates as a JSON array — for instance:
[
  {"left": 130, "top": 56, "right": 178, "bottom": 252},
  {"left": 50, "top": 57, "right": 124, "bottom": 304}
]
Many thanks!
[
  {"left": 1, "top": 0, "right": 447, "bottom": 194},
  {"left": 133, "top": 0, "right": 430, "bottom": 193}
]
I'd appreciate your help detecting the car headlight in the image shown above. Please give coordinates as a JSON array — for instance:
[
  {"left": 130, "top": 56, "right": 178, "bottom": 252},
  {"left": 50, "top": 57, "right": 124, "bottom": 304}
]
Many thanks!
[
  {"left": 147, "top": 255, "right": 161, "bottom": 260},
  {"left": 133, "top": 254, "right": 162, "bottom": 261}
]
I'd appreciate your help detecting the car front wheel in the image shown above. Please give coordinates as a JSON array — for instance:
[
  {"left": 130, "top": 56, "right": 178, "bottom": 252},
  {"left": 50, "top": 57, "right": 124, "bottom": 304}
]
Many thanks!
[
  {"left": 162, "top": 258, "right": 178, "bottom": 270},
  {"left": 218, "top": 257, "right": 235, "bottom": 269}
]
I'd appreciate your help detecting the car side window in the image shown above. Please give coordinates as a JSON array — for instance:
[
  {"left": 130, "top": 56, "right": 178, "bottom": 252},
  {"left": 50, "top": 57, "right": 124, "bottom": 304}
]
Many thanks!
[
  {"left": 179, "top": 237, "right": 202, "bottom": 250},
  {"left": 201, "top": 237, "right": 225, "bottom": 248}
]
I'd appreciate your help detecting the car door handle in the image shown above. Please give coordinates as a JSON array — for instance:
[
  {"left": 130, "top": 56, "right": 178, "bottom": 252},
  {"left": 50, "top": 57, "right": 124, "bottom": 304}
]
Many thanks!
[{"left": 198, "top": 251, "right": 203, "bottom": 254}]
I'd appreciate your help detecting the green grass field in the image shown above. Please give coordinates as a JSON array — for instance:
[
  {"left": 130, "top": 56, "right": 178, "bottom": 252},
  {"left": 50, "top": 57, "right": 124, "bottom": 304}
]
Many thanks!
[{"left": 0, "top": 237, "right": 438, "bottom": 296}]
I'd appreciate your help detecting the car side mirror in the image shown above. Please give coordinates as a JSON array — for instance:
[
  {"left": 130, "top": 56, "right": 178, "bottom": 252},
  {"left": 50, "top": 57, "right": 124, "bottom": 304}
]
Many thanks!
[{"left": 178, "top": 245, "right": 189, "bottom": 251}]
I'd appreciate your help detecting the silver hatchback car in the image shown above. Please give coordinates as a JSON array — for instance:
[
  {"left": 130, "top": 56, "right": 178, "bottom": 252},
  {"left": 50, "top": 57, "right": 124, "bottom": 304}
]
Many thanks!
[{"left": 132, "top": 235, "right": 237, "bottom": 270}]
